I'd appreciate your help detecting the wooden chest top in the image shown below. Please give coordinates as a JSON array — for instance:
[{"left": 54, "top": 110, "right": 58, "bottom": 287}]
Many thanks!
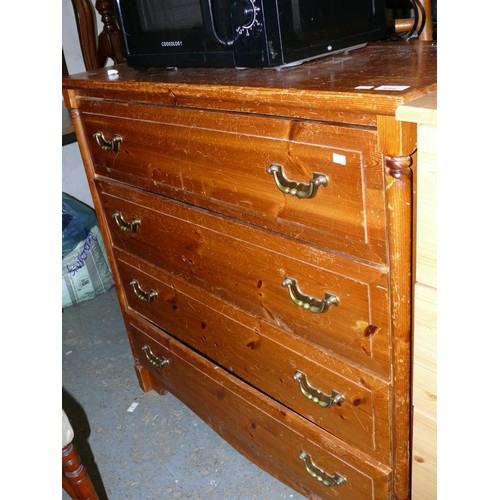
[{"left": 63, "top": 41, "right": 437, "bottom": 122}]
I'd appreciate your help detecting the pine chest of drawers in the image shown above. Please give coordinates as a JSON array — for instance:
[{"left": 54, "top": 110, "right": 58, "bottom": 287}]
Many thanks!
[{"left": 63, "top": 42, "right": 437, "bottom": 499}]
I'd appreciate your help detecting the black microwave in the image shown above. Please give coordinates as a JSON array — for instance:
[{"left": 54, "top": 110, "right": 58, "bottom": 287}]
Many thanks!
[{"left": 115, "top": 0, "right": 387, "bottom": 68}]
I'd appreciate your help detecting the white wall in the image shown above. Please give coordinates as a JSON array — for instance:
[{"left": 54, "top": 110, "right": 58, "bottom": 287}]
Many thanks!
[{"left": 62, "top": 0, "right": 105, "bottom": 207}]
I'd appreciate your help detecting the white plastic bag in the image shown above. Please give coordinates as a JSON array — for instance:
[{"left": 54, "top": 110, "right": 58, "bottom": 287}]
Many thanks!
[{"left": 62, "top": 224, "right": 114, "bottom": 308}]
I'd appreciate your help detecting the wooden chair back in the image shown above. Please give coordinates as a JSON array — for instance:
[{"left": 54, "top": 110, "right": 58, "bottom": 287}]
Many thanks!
[{"left": 70, "top": 0, "right": 125, "bottom": 71}]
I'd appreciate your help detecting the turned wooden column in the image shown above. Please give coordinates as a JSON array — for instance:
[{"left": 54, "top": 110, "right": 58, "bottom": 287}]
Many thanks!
[
  {"left": 71, "top": 0, "right": 125, "bottom": 71},
  {"left": 95, "top": 0, "right": 125, "bottom": 67},
  {"left": 385, "top": 154, "right": 413, "bottom": 500},
  {"left": 378, "top": 115, "right": 416, "bottom": 500},
  {"left": 62, "top": 443, "right": 98, "bottom": 500}
]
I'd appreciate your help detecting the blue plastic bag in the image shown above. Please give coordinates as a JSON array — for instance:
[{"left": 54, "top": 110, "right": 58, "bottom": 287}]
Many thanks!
[
  {"left": 62, "top": 193, "right": 114, "bottom": 307},
  {"left": 62, "top": 193, "right": 98, "bottom": 258}
]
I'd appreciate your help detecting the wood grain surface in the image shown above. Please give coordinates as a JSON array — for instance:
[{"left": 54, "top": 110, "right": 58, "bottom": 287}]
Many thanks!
[{"left": 63, "top": 40, "right": 437, "bottom": 499}]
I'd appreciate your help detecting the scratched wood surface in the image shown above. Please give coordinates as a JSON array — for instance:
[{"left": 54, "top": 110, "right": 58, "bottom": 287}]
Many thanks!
[
  {"left": 97, "top": 178, "right": 392, "bottom": 377},
  {"left": 80, "top": 99, "right": 387, "bottom": 263},
  {"left": 128, "top": 313, "right": 392, "bottom": 499},
  {"left": 63, "top": 42, "right": 437, "bottom": 123},
  {"left": 63, "top": 41, "right": 437, "bottom": 499},
  {"left": 114, "top": 247, "right": 391, "bottom": 462},
  {"left": 397, "top": 93, "right": 437, "bottom": 499}
]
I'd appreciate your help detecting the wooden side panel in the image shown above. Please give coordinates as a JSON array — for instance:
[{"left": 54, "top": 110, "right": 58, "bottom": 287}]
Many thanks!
[
  {"left": 413, "top": 283, "right": 437, "bottom": 417},
  {"left": 411, "top": 410, "right": 437, "bottom": 499},
  {"left": 400, "top": 98, "right": 437, "bottom": 499},
  {"left": 415, "top": 125, "right": 437, "bottom": 288}
]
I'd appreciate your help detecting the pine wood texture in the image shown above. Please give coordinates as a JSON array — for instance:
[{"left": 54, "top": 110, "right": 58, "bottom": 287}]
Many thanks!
[
  {"left": 114, "top": 247, "right": 391, "bottom": 461},
  {"left": 397, "top": 92, "right": 437, "bottom": 498},
  {"left": 79, "top": 99, "right": 388, "bottom": 263},
  {"left": 127, "top": 313, "right": 392, "bottom": 499},
  {"left": 413, "top": 284, "right": 437, "bottom": 415},
  {"left": 63, "top": 42, "right": 437, "bottom": 499},
  {"left": 413, "top": 124, "right": 437, "bottom": 288},
  {"left": 97, "top": 179, "right": 392, "bottom": 377},
  {"left": 383, "top": 149, "right": 414, "bottom": 499},
  {"left": 63, "top": 42, "right": 437, "bottom": 121}
]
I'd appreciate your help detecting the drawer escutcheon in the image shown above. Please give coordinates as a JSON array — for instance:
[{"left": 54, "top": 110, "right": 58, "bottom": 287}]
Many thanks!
[
  {"left": 282, "top": 277, "right": 339, "bottom": 314},
  {"left": 299, "top": 451, "right": 347, "bottom": 487},
  {"left": 293, "top": 370, "right": 345, "bottom": 408},
  {"left": 266, "top": 164, "right": 328, "bottom": 199}
]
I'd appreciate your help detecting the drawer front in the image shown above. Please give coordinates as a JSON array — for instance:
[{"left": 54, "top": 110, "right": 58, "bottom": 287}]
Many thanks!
[
  {"left": 126, "top": 314, "right": 391, "bottom": 499},
  {"left": 115, "top": 251, "right": 391, "bottom": 462},
  {"left": 98, "top": 180, "right": 391, "bottom": 376},
  {"left": 81, "top": 99, "right": 387, "bottom": 263}
]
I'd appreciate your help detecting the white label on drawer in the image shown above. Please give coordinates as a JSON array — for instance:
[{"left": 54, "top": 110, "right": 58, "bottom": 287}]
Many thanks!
[
  {"left": 355, "top": 85, "right": 374, "bottom": 89},
  {"left": 333, "top": 153, "right": 347, "bottom": 165},
  {"left": 374, "top": 85, "right": 411, "bottom": 91}
]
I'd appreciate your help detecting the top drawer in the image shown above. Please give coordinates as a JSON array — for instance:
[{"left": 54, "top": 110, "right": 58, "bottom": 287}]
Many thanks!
[{"left": 79, "top": 99, "right": 387, "bottom": 263}]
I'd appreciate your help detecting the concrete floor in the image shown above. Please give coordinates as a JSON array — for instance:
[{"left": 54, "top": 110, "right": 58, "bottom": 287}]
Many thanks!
[{"left": 62, "top": 287, "right": 305, "bottom": 499}]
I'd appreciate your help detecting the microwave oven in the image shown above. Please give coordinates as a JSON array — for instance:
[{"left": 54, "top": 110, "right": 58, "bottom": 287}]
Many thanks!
[{"left": 115, "top": 0, "right": 387, "bottom": 68}]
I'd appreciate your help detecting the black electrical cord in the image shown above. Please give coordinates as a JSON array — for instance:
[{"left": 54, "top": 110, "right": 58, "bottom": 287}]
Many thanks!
[
  {"left": 405, "top": 0, "right": 427, "bottom": 40},
  {"left": 405, "top": 0, "right": 419, "bottom": 39}
]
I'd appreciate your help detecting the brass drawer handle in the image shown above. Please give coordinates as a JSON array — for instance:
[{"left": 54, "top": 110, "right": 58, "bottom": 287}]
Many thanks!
[
  {"left": 299, "top": 451, "right": 347, "bottom": 487},
  {"left": 142, "top": 345, "right": 169, "bottom": 368},
  {"left": 293, "top": 371, "right": 345, "bottom": 408},
  {"left": 266, "top": 164, "right": 328, "bottom": 199},
  {"left": 130, "top": 279, "right": 158, "bottom": 303},
  {"left": 282, "top": 277, "right": 339, "bottom": 314},
  {"left": 93, "top": 131, "right": 122, "bottom": 152},
  {"left": 113, "top": 212, "right": 141, "bottom": 233}
]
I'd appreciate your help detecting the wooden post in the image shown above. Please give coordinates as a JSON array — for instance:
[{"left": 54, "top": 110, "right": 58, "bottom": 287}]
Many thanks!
[
  {"left": 95, "top": 0, "right": 125, "bottom": 67},
  {"left": 62, "top": 443, "right": 99, "bottom": 500},
  {"left": 378, "top": 115, "right": 416, "bottom": 499}
]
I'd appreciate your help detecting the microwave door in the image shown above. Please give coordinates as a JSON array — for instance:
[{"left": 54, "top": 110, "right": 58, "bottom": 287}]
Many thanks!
[
  {"left": 199, "top": 0, "right": 235, "bottom": 46},
  {"left": 136, "top": 0, "right": 232, "bottom": 41},
  {"left": 116, "top": 0, "right": 236, "bottom": 67},
  {"left": 282, "top": 0, "right": 386, "bottom": 64},
  {"left": 136, "top": 0, "right": 204, "bottom": 32}
]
